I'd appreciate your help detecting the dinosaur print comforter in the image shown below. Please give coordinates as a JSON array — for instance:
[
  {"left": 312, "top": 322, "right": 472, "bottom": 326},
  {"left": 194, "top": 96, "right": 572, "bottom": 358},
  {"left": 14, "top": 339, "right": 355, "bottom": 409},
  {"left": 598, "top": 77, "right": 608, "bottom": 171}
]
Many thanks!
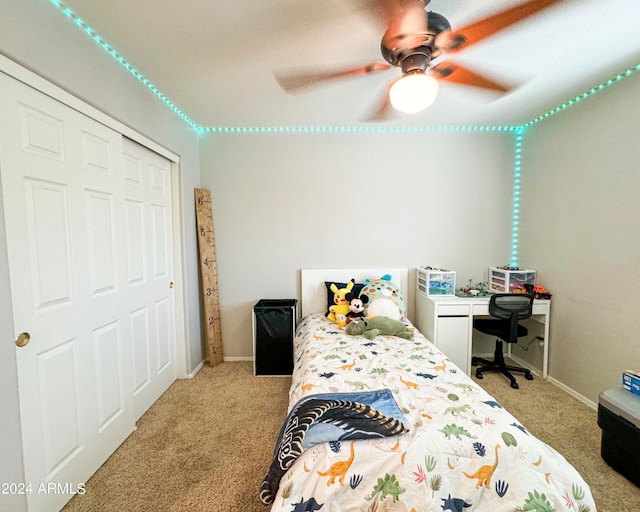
[{"left": 266, "top": 313, "right": 596, "bottom": 512}]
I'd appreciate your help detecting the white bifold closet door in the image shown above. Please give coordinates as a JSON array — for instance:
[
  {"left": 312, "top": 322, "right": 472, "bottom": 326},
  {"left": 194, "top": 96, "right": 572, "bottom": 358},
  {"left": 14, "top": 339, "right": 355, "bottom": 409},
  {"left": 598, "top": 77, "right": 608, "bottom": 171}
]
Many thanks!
[
  {"left": 0, "top": 71, "right": 177, "bottom": 512},
  {"left": 121, "top": 137, "right": 177, "bottom": 421}
]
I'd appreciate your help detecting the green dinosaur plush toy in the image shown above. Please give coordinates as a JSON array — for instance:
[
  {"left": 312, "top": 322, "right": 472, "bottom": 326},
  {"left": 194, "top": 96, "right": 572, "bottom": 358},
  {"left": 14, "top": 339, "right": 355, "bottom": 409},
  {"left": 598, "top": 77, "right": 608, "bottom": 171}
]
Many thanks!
[{"left": 346, "top": 316, "right": 414, "bottom": 340}]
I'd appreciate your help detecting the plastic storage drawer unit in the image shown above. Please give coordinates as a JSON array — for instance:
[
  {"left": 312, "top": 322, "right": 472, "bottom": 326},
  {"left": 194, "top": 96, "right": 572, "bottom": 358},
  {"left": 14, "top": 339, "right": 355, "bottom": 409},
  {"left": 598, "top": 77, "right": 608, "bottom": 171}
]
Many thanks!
[
  {"left": 253, "top": 299, "right": 297, "bottom": 376},
  {"left": 597, "top": 387, "right": 640, "bottom": 487},
  {"left": 417, "top": 266, "right": 456, "bottom": 296},
  {"left": 489, "top": 267, "right": 536, "bottom": 294}
]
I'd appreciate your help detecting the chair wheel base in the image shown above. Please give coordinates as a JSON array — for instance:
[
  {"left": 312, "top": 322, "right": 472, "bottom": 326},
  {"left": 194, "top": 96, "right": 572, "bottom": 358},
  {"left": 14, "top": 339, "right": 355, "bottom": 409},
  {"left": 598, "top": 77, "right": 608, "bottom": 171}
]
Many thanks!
[{"left": 472, "top": 350, "right": 532, "bottom": 389}]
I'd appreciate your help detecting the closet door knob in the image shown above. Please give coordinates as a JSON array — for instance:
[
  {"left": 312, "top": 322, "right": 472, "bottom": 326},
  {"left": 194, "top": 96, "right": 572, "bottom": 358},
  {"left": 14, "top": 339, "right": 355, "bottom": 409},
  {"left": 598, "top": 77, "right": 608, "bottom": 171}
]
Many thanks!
[{"left": 15, "top": 332, "right": 31, "bottom": 347}]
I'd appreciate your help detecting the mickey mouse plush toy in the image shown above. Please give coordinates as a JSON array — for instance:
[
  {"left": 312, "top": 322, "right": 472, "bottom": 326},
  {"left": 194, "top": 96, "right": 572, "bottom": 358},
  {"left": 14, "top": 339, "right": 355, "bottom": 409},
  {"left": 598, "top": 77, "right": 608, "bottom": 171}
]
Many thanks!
[{"left": 345, "top": 292, "right": 368, "bottom": 324}]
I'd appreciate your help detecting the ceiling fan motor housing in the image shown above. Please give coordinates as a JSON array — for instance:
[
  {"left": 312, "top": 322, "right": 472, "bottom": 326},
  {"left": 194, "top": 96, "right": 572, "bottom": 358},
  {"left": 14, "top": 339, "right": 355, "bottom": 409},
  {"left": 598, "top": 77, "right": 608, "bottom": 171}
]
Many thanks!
[
  {"left": 399, "top": 48, "right": 432, "bottom": 73},
  {"left": 426, "top": 11, "right": 452, "bottom": 36},
  {"left": 381, "top": 11, "right": 451, "bottom": 70}
]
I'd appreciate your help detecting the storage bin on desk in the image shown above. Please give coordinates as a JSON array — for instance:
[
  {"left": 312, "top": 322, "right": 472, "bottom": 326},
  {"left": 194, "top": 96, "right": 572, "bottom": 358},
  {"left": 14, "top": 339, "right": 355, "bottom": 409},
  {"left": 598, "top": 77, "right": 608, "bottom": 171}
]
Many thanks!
[
  {"left": 598, "top": 387, "right": 640, "bottom": 487},
  {"left": 417, "top": 266, "right": 455, "bottom": 296},
  {"left": 489, "top": 267, "right": 536, "bottom": 294}
]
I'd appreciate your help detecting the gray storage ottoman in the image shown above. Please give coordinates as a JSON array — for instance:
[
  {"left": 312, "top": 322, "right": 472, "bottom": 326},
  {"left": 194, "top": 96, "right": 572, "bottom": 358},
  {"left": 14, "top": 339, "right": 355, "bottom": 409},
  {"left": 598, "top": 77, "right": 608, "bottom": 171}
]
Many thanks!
[{"left": 598, "top": 387, "right": 640, "bottom": 487}]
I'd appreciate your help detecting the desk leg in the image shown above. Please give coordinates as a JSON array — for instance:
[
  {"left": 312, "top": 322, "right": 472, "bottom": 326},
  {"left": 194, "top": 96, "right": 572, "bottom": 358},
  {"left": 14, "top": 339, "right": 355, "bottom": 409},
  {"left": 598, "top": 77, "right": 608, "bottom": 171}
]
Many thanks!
[
  {"left": 542, "top": 313, "right": 550, "bottom": 379},
  {"left": 505, "top": 312, "right": 550, "bottom": 379}
]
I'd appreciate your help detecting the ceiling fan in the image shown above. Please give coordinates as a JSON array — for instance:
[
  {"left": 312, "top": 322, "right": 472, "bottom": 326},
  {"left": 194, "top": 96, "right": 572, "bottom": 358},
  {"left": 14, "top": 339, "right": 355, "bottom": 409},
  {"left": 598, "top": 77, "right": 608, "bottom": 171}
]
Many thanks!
[{"left": 275, "top": 0, "right": 565, "bottom": 119}]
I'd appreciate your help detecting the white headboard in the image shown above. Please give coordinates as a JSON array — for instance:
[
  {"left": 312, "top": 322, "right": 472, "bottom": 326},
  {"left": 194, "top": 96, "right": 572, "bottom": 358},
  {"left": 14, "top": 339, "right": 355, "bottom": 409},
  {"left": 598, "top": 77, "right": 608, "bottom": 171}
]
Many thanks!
[{"left": 300, "top": 268, "right": 409, "bottom": 317}]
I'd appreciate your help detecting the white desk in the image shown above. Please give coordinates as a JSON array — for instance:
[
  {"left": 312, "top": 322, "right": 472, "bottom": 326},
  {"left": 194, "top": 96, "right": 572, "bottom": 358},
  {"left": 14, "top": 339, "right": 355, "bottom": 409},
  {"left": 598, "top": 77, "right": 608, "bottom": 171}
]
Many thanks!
[{"left": 414, "top": 293, "right": 550, "bottom": 378}]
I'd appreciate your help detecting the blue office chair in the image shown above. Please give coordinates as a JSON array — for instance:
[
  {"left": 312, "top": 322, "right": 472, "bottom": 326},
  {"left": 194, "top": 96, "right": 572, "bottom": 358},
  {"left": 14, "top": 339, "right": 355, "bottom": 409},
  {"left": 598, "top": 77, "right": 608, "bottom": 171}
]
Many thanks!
[{"left": 472, "top": 293, "right": 535, "bottom": 389}]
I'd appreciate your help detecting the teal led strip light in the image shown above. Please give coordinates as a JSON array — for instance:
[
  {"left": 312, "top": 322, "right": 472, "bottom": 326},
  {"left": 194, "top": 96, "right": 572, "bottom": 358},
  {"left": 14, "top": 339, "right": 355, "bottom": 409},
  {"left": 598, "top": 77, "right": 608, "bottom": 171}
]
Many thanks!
[
  {"left": 197, "top": 61, "right": 640, "bottom": 133},
  {"left": 47, "top": 0, "right": 640, "bottom": 134},
  {"left": 46, "top": 0, "right": 640, "bottom": 266},
  {"left": 521, "top": 63, "right": 640, "bottom": 129},
  {"left": 47, "top": 0, "right": 199, "bottom": 130},
  {"left": 510, "top": 128, "right": 524, "bottom": 267},
  {"left": 508, "top": 62, "right": 640, "bottom": 264},
  {"left": 198, "top": 125, "right": 517, "bottom": 133}
]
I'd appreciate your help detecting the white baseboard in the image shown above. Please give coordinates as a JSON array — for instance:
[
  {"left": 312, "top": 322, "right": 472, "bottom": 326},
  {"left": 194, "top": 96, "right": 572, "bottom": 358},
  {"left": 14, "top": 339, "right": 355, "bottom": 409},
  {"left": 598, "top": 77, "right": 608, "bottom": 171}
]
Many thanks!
[
  {"left": 476, "top": 352, "right": 597, "bottom": 411},
  {"left": 179, "top": 359, "right": 204, "bottom": 379},
  {"left": 507, "top": 353, "right": 543, "bottom": 378},
  {"left": 202, "top": 356, "right": 253, "bottom": 363},
  {"left": 185, "top": 356, "right": 252, "bottom": 378},
  {"left": 547, "top": 376, "right": 597, "bottom": 410}
]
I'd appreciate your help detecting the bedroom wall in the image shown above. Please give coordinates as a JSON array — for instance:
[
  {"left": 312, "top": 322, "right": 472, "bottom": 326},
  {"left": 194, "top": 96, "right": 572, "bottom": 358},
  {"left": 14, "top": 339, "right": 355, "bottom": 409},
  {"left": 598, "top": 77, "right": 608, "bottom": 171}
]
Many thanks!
[
  {"left": 0, "top": 0, "right": 207, "bottom": 371},
  {"left": 0, "top": 2, "right": 203, "bottom": 507},
  {"left": 518, "top": 71, "right": 640, "bottom": 404},
  {"left": 0, "top": 0, "right": 204, "bottom": 376},
  {"left": 199, "top": 130, "right": 516, "bottom": 358}
]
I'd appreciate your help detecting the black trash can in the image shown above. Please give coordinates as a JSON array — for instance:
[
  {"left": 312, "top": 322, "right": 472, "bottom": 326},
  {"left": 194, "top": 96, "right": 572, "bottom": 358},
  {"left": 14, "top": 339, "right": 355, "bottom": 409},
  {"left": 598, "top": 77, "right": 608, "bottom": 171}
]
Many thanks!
[{"left": 253, "top": 299, "right": 297, "bottom": 376}]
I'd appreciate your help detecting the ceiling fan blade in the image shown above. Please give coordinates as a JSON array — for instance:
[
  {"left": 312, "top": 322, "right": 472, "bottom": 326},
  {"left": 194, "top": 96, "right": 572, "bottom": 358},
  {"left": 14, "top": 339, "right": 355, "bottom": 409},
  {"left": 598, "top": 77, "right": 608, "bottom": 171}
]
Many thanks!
[
  {"left": 437, "top": 0, "right": 565, "bottom": 53},
  {"left": 275, "top": 62, "right": 392, "bottom": 92},
  {"left": 362, "top": 83, "right": 395, "bottom": 122},
  {"left": 432, "top": 61, "right": 512, "bottom": 93}
]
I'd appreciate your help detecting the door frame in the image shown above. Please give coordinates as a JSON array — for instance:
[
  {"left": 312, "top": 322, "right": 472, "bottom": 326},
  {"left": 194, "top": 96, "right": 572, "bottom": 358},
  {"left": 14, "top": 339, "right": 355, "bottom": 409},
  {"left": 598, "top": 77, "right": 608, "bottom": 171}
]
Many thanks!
[{"left": 0, "top": 52, "right": 189, "bottom": 378}]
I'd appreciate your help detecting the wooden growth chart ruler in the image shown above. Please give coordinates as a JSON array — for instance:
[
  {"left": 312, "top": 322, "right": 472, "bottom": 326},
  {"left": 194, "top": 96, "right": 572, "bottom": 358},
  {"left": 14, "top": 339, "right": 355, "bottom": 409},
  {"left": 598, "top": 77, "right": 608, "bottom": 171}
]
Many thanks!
[{"left": 194, "top": 188, "right": 223, "bottom": 367}]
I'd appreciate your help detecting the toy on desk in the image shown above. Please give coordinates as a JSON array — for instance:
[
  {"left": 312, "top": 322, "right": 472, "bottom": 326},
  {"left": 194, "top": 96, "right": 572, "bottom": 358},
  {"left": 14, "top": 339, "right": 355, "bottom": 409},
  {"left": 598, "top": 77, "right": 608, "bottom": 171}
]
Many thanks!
[
  {"left": 476, "top": 281, "right": 489, "bottom": 295},
  {"left": 524, "top": 284, "right": 552, "bottom": 299},
  {"left": 457, "top": 280, "right": 490, "bottom": 297},
  {"left": 511, "top": 282, "right": 528, "bottom": 294}
]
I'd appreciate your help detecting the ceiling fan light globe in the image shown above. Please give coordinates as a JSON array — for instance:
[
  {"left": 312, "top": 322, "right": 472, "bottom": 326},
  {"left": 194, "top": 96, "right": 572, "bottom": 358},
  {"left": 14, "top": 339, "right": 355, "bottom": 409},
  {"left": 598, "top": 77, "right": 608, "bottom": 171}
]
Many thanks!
[{"left": 389, "top": 73, "right": 439, "bottom": 114}]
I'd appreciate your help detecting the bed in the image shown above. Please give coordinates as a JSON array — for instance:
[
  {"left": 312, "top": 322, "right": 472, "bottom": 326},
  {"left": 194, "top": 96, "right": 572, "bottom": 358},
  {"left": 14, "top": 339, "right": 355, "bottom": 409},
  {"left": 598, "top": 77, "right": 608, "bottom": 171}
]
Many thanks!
[{"left": 261, "top": 268, "right": 596, "bottom": 512}]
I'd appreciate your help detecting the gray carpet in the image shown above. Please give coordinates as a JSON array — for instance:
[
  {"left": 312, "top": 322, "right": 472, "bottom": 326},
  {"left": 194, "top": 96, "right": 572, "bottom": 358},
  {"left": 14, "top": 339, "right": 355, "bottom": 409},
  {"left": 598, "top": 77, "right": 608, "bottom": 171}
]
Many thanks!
[{"left": 62, "top": 361, "right": 640, "bottom": 512}]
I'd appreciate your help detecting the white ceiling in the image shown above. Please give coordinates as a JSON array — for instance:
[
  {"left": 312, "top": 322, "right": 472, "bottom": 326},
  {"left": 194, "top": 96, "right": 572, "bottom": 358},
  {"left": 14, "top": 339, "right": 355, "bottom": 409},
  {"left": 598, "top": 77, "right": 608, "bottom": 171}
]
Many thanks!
[{"left": 59, "top": 0, "right": 640, "bottom": 128}]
